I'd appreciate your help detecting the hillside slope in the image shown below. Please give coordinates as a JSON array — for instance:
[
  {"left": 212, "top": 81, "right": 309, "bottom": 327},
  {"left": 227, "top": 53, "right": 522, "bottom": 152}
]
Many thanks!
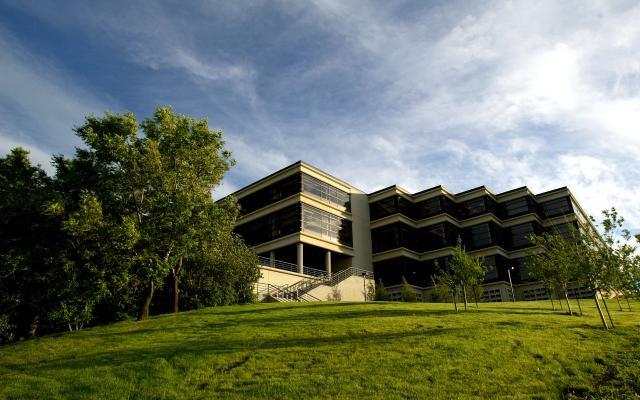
[{"left": 1, "top": 301, "right": 639, "bottom": 399}]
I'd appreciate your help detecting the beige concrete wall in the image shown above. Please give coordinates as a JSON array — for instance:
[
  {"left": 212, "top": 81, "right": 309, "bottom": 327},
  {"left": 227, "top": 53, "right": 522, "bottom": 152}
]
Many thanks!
[
  {"left": 350, "top": 192, "right": 373, "bottom": 271},
  {"left": 258, "top": 266, "right": 310, "bottom": 287},
  {"left": 308, "top": 275, "right": 374, "bottom": 301}
]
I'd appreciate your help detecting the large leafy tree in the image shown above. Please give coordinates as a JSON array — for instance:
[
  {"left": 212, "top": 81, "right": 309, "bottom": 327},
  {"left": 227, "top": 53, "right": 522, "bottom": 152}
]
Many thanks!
[
  {"left": 0, "top": 148, "right": 60, "bottom": 339},
  {"left": 65, "top": 107, "right": 241, "bottom": 320}
]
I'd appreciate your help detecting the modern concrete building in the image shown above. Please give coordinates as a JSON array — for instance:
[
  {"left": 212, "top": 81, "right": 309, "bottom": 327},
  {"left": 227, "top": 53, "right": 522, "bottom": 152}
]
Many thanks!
[{"left": 227, "top": 161, "right": 592, "bottom": 302}]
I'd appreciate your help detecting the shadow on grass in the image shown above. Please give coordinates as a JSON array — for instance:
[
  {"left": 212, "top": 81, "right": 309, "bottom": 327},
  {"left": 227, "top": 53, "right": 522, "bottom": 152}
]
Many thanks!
[{"left": 4, "top": 326, "right": 463, "bottom": 373}]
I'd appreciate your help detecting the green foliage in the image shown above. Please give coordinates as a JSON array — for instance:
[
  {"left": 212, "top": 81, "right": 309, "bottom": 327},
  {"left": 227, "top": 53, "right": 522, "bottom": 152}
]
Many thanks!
[
  {"left": 400, "top": 276, "right": 417, "bottom": 302},
  {"left": 0, "top": 148, "right": 62, "bottom": 339},
  {"left": 181, "top": 235, "right": 260, "bottom": 309},
  {"left": 429, "top": 275, "right": 451, "bottom": 303},
  {"left": 0, "top": 107, "right": 261, "bottom": 341},
  {"left": 526, "top": 232, "right": 579, "bottom": 315},
  {"left": 449, "top": 237, "right": 486, "bottom": 311},
  {"left": 374, "top": 279, "right": 389, "bottom": 301}
]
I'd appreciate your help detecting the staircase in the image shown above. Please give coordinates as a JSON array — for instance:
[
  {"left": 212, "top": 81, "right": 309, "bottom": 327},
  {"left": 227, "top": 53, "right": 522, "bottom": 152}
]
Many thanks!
[{"left": 256, "top": 267, "right": 374, "bottom": 303}]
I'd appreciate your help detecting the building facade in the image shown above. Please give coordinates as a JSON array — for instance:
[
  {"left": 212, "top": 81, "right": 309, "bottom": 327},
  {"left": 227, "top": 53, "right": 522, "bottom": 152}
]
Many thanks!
[{"left": 227, "top": 161, "right": 592, "bottom": 302}]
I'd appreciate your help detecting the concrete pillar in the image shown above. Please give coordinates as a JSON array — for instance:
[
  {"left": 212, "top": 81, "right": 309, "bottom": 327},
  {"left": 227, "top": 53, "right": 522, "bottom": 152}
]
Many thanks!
[
  {"left": 325, "top": 250, "right": 332, "bottom": 278},
  {"left": 297, "top": 242, "right": 304, "bottom": 274},
  {"left": 269, "top": 251, "right": 275, "bottom": 268}
]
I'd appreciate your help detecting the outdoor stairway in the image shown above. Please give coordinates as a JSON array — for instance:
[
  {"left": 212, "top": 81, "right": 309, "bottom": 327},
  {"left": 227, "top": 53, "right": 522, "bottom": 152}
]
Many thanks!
[{"left": 257, "top": 267, "right": 374, "bottom": 303}]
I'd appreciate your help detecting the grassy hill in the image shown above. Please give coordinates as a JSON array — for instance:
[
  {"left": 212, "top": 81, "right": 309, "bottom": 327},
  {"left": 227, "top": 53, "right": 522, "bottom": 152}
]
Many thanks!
[{"left": 1, "top": 300, "right": 639, "bottom": 399}]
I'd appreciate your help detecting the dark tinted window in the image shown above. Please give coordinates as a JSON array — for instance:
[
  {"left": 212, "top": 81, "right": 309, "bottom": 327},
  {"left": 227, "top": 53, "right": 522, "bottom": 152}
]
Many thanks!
[
  {"left": 541, "top": 196, "right": 573, "bottom": 218},
  {"left": 510, "top": 222, "right": 534, "bottom": 248},
  {"left": 466, "top": 197, "right": 486, "bottom": 216},
  {"left": 370, "top": 196, "right": 397, "bottom": 220},
  {"left": 416, "top": 196, "right": 443, "bottom": 219},
  {"left": 502, "top": 197, "right": 534, "bottom": 218},
  {"left": 470, "top": 223, "right": 492, "bottom": 248},
  {"left": 234, "top": 204, "right": 301, "bottom": 246},
  {"left": 238, "top": 173, "right": 301, "bottom": 215},
  {"left": 484, "top": 255, "right": 498, "bottom": 281}
]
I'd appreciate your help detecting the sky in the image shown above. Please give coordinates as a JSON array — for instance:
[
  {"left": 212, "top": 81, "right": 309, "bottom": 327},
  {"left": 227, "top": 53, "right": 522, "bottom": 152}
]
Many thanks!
[{"left": 0, "top": 0, "right": 639, "bottom": 232}]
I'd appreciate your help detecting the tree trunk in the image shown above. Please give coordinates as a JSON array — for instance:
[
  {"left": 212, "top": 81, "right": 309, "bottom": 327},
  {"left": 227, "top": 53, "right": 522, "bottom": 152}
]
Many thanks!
[
  {"left": 27, "top": 314, "right": 39, "bottom": 339},
  {"left": 615, "top": 296, "right": 622, "bottom": 312},
  {"left": 625, "top": 296, "right": 632, "bottom": 311},
  {"left": 575, "top": 296, "right": 583, "bottom": 316},
  {"left": 563, "top": 290, "right": 573, "bottom": 316},
  {"left": 557, "top": 290, "right": 563, "bottom": 310},
  {"left": 549, "top": 290, "right": 556, "bottom": 311},
  {"left": 599, "top": 289, "right": 615, "bottom": 329},
  {"left": 594, "top": 293, "right": 608, "bottom": 330},
  {"left": 474, "top": 289, "right": 479, "bottom": 309},
  {"left": 170, "top": 256, "right": 183, "bottom": 314},
  {"left": 452, "top": 291, "right": 458, "bottom": 312},
  {"left": 137, "top": 280, "right": 155, "bottom": 321},
  {"left": 462, "top": 286, "right": 468, "bottom": 312}
]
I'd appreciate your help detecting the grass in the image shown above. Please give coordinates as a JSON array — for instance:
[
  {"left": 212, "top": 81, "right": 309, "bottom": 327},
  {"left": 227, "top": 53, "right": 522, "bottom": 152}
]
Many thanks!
[{"left": 0, "top": 300, "right": 639, "bottom": 399}]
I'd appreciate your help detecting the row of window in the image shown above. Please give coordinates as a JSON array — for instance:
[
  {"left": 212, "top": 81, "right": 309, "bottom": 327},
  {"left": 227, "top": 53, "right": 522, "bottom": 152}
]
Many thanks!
[
  {"left": 371, "top": 220, "right": 573, "bottom": 254},
  {"left": 369, "top": 194, "right": 574, "bottom": 222},
  {"left": 301, "top": 204, "right": 353, "bottom": 246},
  {"left": 237, "top": 173, "right": 351, "bottom": 216},
  {"left": 373, "top": 254, "right": 531, "bottom": 287},
  {"left": 301, "top": 174, "right": 351, "bottom": 211},
  {"left": 234, "top": 203, "right": 353, "bottom": 247}
]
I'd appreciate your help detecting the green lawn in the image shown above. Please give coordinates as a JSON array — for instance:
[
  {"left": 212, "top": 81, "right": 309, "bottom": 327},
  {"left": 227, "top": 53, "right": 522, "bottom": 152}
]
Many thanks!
[{"left": 1, "top": 300, "right": 639, "bottom": 399}]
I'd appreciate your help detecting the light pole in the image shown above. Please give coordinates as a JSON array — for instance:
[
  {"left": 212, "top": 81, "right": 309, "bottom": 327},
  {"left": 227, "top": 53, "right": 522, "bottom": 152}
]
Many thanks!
[
  {"left": 362, "top": 272, "right": 367, "bottom": 301},
  {"left": 507, "top": 266, "right": 516, "bottom": 302}
]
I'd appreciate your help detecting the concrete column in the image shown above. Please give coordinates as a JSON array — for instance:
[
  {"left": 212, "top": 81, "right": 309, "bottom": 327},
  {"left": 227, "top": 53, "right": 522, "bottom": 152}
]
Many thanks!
[
  {"left": 325, "top": 250, "right": 332, "bottom": 278},
  {"left": 297, "top": 242, "right": 304, "bottom": 274},
  {"left": 269, "top": 251, "right": 275, "bottom": 268}
]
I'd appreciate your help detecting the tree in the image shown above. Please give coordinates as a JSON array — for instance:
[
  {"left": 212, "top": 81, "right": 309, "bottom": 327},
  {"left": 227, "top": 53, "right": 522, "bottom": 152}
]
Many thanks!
[
  {"left": 67, "top": 107, "right": 237, "bottom": 320},
  {"left": 526, "top": 208, "right": 640, "bottom": 330},
  {"left": 0, "top": 148, "right": 60, "bottom": 339},
  {"left": 449, "top": 237, "right": 486, "bottom": 311},
  {"left": 400, "top": 276, "right": 417, "bottom": 302},
  {"left": 180, "top": 234, "right": 259, "bottom": 309},
  {"left": 527, "top": 234, "right": 577, "bottom": 316},
  {"left": 374, "top": 279, "right": 389, "bottom": 301},
  {"left": 433, "top": 260, "right": 459, "bottom": 311}
]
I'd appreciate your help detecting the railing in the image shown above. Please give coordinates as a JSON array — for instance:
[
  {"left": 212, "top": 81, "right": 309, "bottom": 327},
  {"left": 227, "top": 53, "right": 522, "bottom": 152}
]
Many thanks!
[
  {"left": 257, "top": 256, "right": 299, "bottom": 273},
  {"left": 326, "top": 267, "right": 373, "bottom": 287},
  {"left": 255, "top": 261, "right": 375, "bottom": 303},
  {"left": 257, "top": 255, "right": 327, "bottom": 278},
  {"left": 256, "top": 282, "right": 322, "bottom": 302}
]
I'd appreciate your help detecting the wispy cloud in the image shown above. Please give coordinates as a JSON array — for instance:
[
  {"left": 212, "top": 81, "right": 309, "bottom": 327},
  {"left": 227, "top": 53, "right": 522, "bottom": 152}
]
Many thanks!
[
  {"left": 1, "top": 0, "right": 638, "bottom": 228},
  {"left": 0, "top": 25, "right": 112, "bottom": 171}
]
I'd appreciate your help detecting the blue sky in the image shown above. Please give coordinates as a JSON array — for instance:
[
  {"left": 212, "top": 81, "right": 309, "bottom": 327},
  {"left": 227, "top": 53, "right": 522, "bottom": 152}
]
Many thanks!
[{"left": 1, "top": 0, "right": 639, "bottom": 232}]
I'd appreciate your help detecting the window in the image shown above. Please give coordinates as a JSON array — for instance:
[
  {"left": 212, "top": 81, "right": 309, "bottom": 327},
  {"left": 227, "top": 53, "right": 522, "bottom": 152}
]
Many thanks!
[
  {"left": 502, "top": 197, "right": 532, "bottom": 218},
  {"left": 470, "top": 223, "right": 492, "bottom": 248},
  {"left": 301, "top": 204, "right": 352, "bottom": 246},
  {"left": 234, "top": 204, "right": 301, "bottom": 246},
  {"left": 302, "top": 173, "right": 350, "bottom": 210},
  {"left": 422, "top": 223, "right": 448, "bottom": 251},
  {"left": 238, "top": 174, "right": 301, "bottom": 216},
  {"left": 370, "top": 196, "right": 397, "bottom": 220},
  {"left": 484, "top": 256, "right": 498, "bottom": 281},
  {"left": 463, "top": 197, "right": 486, "bottom": 218},
  {"left": 541, "top": 197, "right": 572, "bottom": 218},
  {"left": 510, "top": 223, "right": 534, "bottom": 248},
  {"left": 416, "top": 196, "right": 442, "bottom": 219}
]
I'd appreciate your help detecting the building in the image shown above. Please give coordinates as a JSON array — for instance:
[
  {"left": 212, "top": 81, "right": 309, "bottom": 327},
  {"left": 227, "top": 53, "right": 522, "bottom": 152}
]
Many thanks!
[{"left": 227, "top": 161, "right": 592, "bottom": 302}]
